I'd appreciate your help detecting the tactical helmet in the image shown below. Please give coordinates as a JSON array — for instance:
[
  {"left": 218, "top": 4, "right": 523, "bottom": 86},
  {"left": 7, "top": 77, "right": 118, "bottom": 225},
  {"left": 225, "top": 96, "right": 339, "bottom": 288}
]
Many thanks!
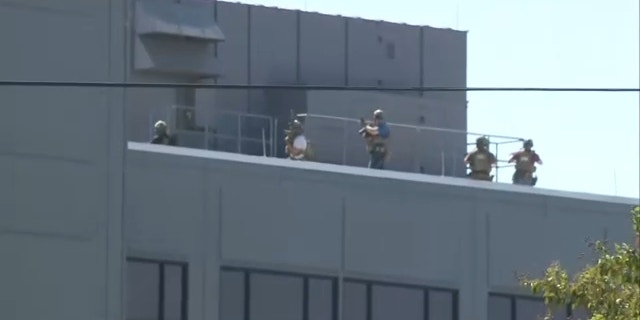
[
  {"left": 154, "top": 120, "right": 167, "bottom": 134},
  {"left": 291, "top": 119, "right": 302, "bottom": 128},
  {"left": 523, "top": 139, "right": 533, "bottom": 149},
  {"left": 373, "top": 109, "right": 384, "bottom": 120},
  {"left": 476, "top": 136, "right": 490, "bottom": 148}
]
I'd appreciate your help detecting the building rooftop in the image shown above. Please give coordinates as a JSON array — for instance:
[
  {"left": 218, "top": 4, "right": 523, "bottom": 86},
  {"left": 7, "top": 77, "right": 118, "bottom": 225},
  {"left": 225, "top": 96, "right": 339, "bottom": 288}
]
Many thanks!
[
  {"left": 129, "top": 141, "right": 639, "bottom": 206},
  {"left": 221, "top": 0, "right": 468, "bottom": 32}
]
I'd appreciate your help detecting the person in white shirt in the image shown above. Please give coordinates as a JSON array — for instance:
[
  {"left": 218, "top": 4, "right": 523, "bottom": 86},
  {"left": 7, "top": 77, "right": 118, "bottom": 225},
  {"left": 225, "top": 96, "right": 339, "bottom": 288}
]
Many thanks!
[{"left": 285, "top": 120, "right": 308, "bottom": 160}]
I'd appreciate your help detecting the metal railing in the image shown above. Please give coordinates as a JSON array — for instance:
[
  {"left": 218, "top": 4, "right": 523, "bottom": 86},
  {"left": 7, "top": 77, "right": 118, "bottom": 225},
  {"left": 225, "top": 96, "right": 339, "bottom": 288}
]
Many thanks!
[
  {"left": 298, "top": 113, "right": 524, "bottom": 181},
  {"left": 147, "top": 105, "right": 275, "bottom": 157},
  {"left": 143, "top": 106, "right": 525, "bottom": 181}
]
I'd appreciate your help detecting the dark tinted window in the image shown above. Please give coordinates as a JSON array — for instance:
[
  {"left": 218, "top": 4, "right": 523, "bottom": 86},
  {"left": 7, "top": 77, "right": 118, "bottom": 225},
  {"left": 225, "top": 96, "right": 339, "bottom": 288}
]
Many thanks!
[
  {"left": 126, "top": 258, "right": 188, "bottom": 320},
  {"left": 372, "top": 285, "right": 423, "bottom": 320},
  {"left": 344, "top": 280, "right": 458, "bottom": 320},
  {"left": 489, "top": 293, "right": 573, "bottom": 320},
  {"left": 220, "top": 267, "right": 336, "bottom": 320}
]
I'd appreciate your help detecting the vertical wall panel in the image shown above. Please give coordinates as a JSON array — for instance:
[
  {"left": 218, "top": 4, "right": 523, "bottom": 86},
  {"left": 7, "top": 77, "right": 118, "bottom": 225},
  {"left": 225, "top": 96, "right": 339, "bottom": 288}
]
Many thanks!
[
  {"left": 421, "top": 27, "right": 468, "bottom": 176},
  {"left": 126, "top": 146, "right": 638, "bottom": 320},
  {"left": 347, "top": 19, "right": 384, "bottom": 86},
  {"left": 0, "top": 0, "right": 109, "bottom": 81},
  {"left": 249, "top": 6, "right": 297, "bottom": 85},
  {"left": 216, "top": 2, "right": 249, "bottom": 84},
  {"left": 215, "top": 2, "right": 250, "bottom": 113},
  {"left": 0, "top": 3, "right": 126, "bottom": 320},
  {"left": 422, "top": 27, "right": 467, "bottom": 96},
  {"left": 376, "top": 22, "right": 421, "bottom": 87},
  {"left": 299, "top": 12, "right": 346, "bottom": 85}
]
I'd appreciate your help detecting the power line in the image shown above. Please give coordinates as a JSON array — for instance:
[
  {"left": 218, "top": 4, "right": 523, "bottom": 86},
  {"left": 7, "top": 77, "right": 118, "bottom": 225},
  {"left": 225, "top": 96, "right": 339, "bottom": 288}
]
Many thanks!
[{"left": 0, "top": 80, "right": 638, "bottom": 92}]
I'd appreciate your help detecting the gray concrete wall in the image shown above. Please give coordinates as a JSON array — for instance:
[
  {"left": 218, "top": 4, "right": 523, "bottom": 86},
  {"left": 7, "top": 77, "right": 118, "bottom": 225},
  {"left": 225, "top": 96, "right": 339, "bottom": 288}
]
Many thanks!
[
  {"left": 209, "top": 2, "right": 468, "bottom": 141},
  {"left": 125, "top": 143, "right": 639, "bottom": 320},
  {"left": 119, "top": 1, "right": 468, "bottom": 170},
  {"left": 214, "top": 2, "right": 467, "bottom": 91},
  {"left": 0, "top": 2, "right": 127, "bottom": 320}
]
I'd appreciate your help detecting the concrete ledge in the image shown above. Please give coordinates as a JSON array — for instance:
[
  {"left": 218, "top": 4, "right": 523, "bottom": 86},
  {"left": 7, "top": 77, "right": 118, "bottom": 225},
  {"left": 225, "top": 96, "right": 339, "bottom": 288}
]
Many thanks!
[{"left": 127, "top": 141, "right": 639, "bottom": 205}]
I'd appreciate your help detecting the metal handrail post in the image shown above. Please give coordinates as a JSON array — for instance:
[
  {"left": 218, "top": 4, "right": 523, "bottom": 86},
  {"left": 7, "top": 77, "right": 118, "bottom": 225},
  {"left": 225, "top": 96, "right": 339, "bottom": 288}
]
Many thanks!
[
  {"left": 342, "top": 120, "right": 347, "bottom": 165},
  {"left": 148, "top": 113, "right": 153, "bottom": 141},
  {"left": 412, "top": 127, "right": 420, "bottom": 172},
  {"left": 204, "top": 104, "right": 209, "bottom": 150},
  {"left": 262, "top": 128, "right": 267, "bottom": 157},
  {"left": 237, "top": 114, "right": 242, "bottom": 154},
  {"left": 495, "top": 143, "right": 500, "bottom": 181},
  {"left": 269, "top": 117, "right": 274, "bottom": 157},
  {"left": 167, "top": 106, "right": 173, "bottom": 133},
  {"left": 274, "top": 118, "right": 279, "bottom": 157}
]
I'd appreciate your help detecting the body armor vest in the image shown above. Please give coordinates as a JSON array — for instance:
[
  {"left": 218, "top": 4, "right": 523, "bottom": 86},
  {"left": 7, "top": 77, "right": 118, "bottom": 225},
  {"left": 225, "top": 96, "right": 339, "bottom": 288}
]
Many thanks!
[
  {"left": 515, "top": 151, "right": 535, "bottom": 172},
  {"left": 369, "top": 137, "right": 387, "bottom": 154},
  {"left": 286, "top": 132, "right": 306, "bottom": 160},
  {"left": 471, "top": 151, "right": 492, "bottom": 172}
]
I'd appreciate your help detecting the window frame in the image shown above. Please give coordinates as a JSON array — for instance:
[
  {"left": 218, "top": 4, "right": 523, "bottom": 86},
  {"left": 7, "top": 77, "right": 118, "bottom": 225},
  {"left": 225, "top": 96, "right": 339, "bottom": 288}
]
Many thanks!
[
  {"left": 344, "top": 277, "right": 459, "bottom": 320},
  {"left": 488, "top": 292, "right": 583, "bottom": 320},
  {"left": 127, "top": 257, "right": 189, "bottom": 320},
  {"left": 221, "top": 266, "right": 339, "bottom": 320}
]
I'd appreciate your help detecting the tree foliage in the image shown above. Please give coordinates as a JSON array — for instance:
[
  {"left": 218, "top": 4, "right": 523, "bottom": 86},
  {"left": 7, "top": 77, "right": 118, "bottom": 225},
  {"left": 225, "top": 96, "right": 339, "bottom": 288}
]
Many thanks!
[{"left": 520, "top": 206, "right": 640, "bottom": 320}]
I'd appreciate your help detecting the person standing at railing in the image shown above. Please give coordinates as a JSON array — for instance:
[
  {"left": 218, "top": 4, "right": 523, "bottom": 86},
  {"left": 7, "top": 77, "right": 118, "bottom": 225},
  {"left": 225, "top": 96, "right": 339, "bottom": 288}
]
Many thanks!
[
  {"left": 508, "top": 139, "right": 543, "bottom": 186},
  {"left": 150, "top": 120, "right": 177, "bottom": 146},
  {"left": 284, "top": 119, "right": 308, "bottom": 160},
  {"left": 360, "top": 109, "right": 391, "bottom": 169},
  {"left": 464, "top": 136, "right": 497, "bottom": 181}
]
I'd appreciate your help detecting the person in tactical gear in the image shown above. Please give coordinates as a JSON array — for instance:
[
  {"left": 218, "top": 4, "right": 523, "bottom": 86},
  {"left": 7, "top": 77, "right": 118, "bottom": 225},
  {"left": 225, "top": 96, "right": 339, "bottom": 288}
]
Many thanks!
[
  {"left": 284, "top": 119, "right": 308, "bottom": 160},
  {"left": 508, "top": 139, "right": 543, "bottom": 186},
  {"left": 464, "top": 136, "right": 497, "bottom": 181},
  {"left": 360, "top": 109, "right": 390, "bottom": 169},
  {"left": 150, "top": 120, "right": 177, "bottom": 146}
]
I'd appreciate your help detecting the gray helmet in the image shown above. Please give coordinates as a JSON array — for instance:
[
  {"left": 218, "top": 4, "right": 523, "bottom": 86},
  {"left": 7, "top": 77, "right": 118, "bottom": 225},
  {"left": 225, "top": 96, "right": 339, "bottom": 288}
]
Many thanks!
[
  {"left": 154, "top": 120, "right": 167, "bottom": 135},
  {"left": 373, "top": 109, "right": 384, "bottom": 120},
  {"left": 523, "top": 139, "right": 533, "bottom": 149},
  {"left": 476, "top": 136, "right": 490, "bottom": 148}
]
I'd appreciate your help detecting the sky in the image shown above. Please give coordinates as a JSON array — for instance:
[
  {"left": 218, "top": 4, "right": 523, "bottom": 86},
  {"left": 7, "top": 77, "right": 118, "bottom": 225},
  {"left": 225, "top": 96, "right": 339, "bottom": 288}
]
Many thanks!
[{"left": 235, "top": 0, "right": 639, "bottom": 198}]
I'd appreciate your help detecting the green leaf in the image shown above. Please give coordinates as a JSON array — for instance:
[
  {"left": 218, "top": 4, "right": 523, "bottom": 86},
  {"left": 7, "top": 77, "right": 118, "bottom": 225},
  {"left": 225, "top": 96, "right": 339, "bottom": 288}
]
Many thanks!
[{"left": 520, "top": 206, "right": 640, "bottom": 320}]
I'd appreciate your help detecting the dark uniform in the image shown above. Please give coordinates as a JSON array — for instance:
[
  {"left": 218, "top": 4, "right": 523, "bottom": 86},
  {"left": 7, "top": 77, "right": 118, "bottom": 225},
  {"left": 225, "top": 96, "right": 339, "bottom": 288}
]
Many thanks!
[
  {"left": 510, "top": 139, "right": 541, "bottom": 186},
  {"left": 465, "top": 136, "right": 497, "bottom": 181},
  {"left": 361, "top": 109, "right": 390, "bottom": 169},
  {"left": 150, "top": 120, "right": 177, "bottom": 146}
]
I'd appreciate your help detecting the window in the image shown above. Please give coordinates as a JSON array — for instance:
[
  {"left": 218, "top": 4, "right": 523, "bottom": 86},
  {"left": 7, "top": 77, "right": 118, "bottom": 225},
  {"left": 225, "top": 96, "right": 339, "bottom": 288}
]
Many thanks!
[
  {"left": 488, "top": 293, "right": 576, "bottom": 320},
  {"left": 343, "top": 282, "right": 367, "bottom": 320},
  {"left": 343, "top": 279, "right": 458, "bottom": 320},
  {"left": 386, "top": 43, "right": 395, "bottom": 59},
  {"left": 220, "top": 267, "right": 337, "bottom": 320},
  {"left": 126, "top": 257, "right": 189, "bottom": 320},
  {"left": 487, "top": 295, "right": 511, "bottom": 320}
]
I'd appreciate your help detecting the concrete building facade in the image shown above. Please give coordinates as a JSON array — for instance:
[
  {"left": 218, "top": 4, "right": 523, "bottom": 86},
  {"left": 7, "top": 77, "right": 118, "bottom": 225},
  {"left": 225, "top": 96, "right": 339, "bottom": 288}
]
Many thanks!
[
  {"left": 1, "top": 0, "right": 469, "bottom": 175},
  {"left": 3, "top": 1, "right": 636, "bottom": 320}
]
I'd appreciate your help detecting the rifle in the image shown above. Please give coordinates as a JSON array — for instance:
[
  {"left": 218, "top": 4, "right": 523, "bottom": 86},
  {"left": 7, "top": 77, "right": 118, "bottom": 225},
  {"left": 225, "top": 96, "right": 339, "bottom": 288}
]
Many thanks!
[
  {"left": 284, "top": 109, "right": 299, "bottom": 145},
  {"left": 358, "top": 117, "right": 374, "bottom": 138}
]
